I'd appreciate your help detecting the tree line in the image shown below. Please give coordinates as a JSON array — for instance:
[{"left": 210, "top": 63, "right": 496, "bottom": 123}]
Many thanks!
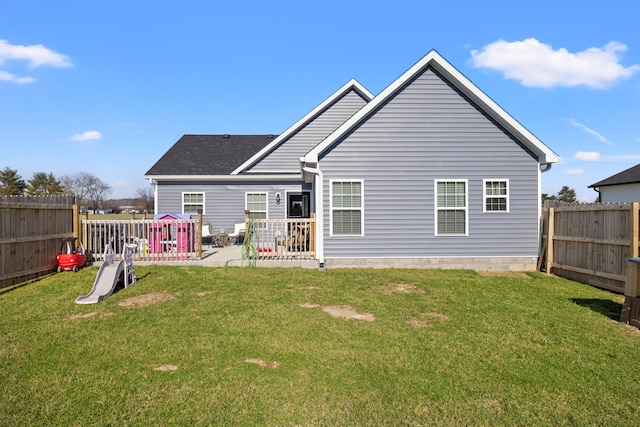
[{"left": 0, "top": 166, "right": 153, "bottom": 211}]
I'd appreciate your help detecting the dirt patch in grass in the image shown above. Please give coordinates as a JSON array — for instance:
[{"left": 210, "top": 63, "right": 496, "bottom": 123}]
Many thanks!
[
  {"left": 288, "top": 284, "right": 321, "bottom": 290},
  {"left": 65, "top": 311, "right": 115, "bottom": 320},
  {"left": 195, "top": 291, "right": 213, "bottom": 297},
  {"left": 245, "top": 358, "right": 280, "bottom": 369},
  {"left": 300, "top": 303, "right": 376, "bottom": 322},
  {"left": 380, "top": 283, "right": 426, "bottom": 295},
  {"left": 409, "top": 312, "right": 449, "bottom": 328},
  {"left": 152, "top": 364, "right": 178, "bottom": 372},
  {"left": 117, "top": 292, "right": 175, "bottom": 308},
  {"left": 478, "top": 271, "right": 531, "bottom": 279}
]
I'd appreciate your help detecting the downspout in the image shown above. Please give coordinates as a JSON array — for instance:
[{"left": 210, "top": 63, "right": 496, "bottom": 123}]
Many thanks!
[
  {"left": 148, "top": 179, "right": 158, "bottom": 214},
  {"left": 302, "top": 165, "right": 324, "bottom": 268}
]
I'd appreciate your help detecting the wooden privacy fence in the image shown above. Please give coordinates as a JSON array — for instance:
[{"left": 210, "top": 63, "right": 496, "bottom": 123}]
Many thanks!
[
  {"left": 0, "top": 195, "right": 77, "bottom": 289},
  {"left": 539, "top": 201, "right": 639, "bottom": 293}
]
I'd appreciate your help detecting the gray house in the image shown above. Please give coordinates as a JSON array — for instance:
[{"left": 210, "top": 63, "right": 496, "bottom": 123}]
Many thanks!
[
  {"left": 589, "top": 163, "right": 640, "bottom": 202},
  {"left": 145, "top": 50, "right": 558, "bottom": 270}
]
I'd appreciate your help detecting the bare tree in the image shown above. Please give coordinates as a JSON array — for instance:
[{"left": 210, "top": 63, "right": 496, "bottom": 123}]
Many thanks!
[
  {"left": 136, "top": 186, "right": 154, "bottom": 213},
  {"left": 61, "top": 172, "right": 111, "bottom": 209}
]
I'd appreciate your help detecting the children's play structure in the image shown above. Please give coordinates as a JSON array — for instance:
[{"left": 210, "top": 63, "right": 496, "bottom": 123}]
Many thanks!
[
  {"left": 75, "top": 243, "right": 137, "bottom": 304},
  {"left": 57, "top": 237, "right": 88, "bottom": 273}
]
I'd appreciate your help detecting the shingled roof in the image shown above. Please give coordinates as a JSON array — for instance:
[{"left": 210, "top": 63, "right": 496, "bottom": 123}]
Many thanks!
[
  {"left": 145, "top": 135, "right": 277, "bottom": 176},
  {"left": 589, "top": 163, "right": 640, "bottom": 188}
]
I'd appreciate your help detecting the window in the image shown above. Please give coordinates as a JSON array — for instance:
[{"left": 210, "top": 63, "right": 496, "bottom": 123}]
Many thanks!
[
  {"left": 331, "top": 180, "right": 363, "bottom": 236},
  {"left": 484, "top": 180, "right": 509, "bottom": 213},
  {"left": 182, "top": 192, "right": 204, "bottom": 214},
  {"left": 435, "top": 180, "right": 467, "bottom": 236},
  {"left": 246, "top": 192, "right": 268, "bottom": 219}
]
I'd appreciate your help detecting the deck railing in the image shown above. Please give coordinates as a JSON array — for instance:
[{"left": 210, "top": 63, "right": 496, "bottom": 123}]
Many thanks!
[
  {"left": 248, "top": 217, "right": 316, "bottom": 260},
  {"left": 82, "top": 218, "right": 200, "bottom": 262}
]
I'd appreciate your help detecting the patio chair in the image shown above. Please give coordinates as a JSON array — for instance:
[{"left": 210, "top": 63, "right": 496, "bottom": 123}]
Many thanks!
[
  {"left": 201, "top": 223, "right": 214, "bottom": 247},
  {"left": 228, "top": 221, "right": 246, "bottom": 245}
]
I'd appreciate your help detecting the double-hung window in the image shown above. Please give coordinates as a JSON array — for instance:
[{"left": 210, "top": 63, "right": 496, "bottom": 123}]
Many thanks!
[
  {"left": 435, "top": 180, "right": 467, "bottom": 236},
  {"left": 484, "top": 179, "right": 509, "bottom": 212},
  {"left": 331, "top": 180, "right": 363, "bottom": 236},
  {"left": 246, "top": 192, "right": 268, "bottom": 219},
  {"left": 182, "top": 192, "right": 204, "bottom": 214}
]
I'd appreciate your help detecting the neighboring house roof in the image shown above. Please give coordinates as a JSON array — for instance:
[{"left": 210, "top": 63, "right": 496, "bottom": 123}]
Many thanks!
[
  {"left": 231, "top": 79, "right": 373, "bottom": 175},
  {"left": 303, "top": 50, "right": 559, "bottom": 166},
  {"left": 589, "top": 163, "right": 640, "bottom": 188},
  {"left": 144, "top": 134, "right": 276, "bottom": 177}
]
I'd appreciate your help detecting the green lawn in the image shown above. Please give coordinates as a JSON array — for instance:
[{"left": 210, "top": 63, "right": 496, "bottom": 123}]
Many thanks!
[{"left": 1, "top": 267, "right": 639, "bottom": 426}]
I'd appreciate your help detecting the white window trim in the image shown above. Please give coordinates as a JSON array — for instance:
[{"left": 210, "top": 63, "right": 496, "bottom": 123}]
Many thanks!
[
  {"left": 330, "top": 179, "right": 364, "bottom": 237},
  {"left": 245, "top": 192, "right": 268, "bottom": 218},
  {"left": 434, "top": 179, "right": 468, "bottom": 237},
  {"left": 182, "top": 192, "right": 205, "bottom": 215},
  {"left": 483, "top": 179, "right": 510, "bottom": 213}
]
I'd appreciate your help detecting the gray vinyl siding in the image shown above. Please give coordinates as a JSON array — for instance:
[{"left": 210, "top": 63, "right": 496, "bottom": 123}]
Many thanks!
[
  {"left": 319, "top": 68, "right": 541, "bottom": 259},
  {"left": 156, "top": 180, "right": 311, "bottom": 233},
  {"left": 248, "top": 90, "right": 368, "bottom": 173},
  {"left": 599, "top": 183, "right": 640, "bottom": 202}
]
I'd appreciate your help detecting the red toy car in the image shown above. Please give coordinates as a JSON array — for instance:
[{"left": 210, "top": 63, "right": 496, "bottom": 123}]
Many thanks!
[{"left": 57, "top": 237, "right": 88, "bottom": 272}]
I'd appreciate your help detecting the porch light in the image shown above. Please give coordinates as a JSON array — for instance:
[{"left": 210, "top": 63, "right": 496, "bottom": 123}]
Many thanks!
[{"left": 276, "top": 193, "right": 281, "bottom": 205}]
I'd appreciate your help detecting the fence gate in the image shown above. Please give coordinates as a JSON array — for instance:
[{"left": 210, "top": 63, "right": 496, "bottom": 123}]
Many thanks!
[{"left": 539, "top": 201, "right": 639, "bottom": 293}]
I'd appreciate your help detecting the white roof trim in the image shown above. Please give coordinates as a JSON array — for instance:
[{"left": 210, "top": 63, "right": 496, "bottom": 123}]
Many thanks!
[
  {"left": 231, "top": 79, "right": 374, "bottom": 175},
  {"left": 303, "top": 50, "right": 558, "bottom": 165},
  {"left": 143, "top": 174, "right": 302, "bottom": 182}
]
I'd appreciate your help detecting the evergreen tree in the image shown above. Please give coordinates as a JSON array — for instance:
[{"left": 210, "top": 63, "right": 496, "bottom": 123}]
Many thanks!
[
  {"left": 26, "top": 172, "right": 65, "bottom": 195},
  {"left": 556, "top": 186, "right": 577, "bottom": 203},
  {"left": 0, "top": 167, "right": 26, "bottom": 195}
]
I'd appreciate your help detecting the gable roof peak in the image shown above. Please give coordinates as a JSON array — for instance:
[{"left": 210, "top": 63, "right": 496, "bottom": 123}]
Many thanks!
[
  {"left": 303, "top": 50, "right": 558, "bottom": 165},
  {"left": 230, "top": 78, "right": 373, "bottom": 174}
]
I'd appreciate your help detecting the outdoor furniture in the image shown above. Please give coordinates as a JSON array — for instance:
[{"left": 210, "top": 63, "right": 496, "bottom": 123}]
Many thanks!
[
  {"left": 277, "top": 223, "right": 310, "bottom": 252},
  {"left": 201, "top": 223, "right": 214, "bottom": 247},
  {"left": 215, "top": 230, "right": 229, "bottom": 246},
  {"left": 228, "top": 222, "right": 245, "bottom": 245}
]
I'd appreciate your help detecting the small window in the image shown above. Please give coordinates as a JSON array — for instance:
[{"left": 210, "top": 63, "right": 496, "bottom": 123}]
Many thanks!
[
  {"left": 246, "top": 192, "right": 268, "bottom": 219},
  {"left": 435, "top": 180, "right": 467, "bottom": 236},
  {"left": 484, "top": 180, "right": 509, "bottom": 213},
  {"left": 331, "top": 180, "right": 363, "bottom": 236},
  {"left": 183, "top": 192, "right": 204, "bottom": 214}
]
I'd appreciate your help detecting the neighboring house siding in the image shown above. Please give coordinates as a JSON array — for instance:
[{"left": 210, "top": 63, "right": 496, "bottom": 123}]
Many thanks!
[
  {"left": 318, "top": 68, "right": 540, "bottom": 259},
  {"left": 599, "top": 183, "right": 640, "bottom": 202},
  {"left": 156, "top": 181, "right": 310, "bottom": 232},
  {"left": 248, "top": 90, "right": 368, "bottom": 173}
]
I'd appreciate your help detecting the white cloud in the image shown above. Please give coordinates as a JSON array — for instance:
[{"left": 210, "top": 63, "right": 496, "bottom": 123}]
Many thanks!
[
  {"left": 567, "top": 119, "right": 613, "bottom": 146},
  {"left": 71, "top": 131, "right": 102, "bottom": 143},
  {"left": 470, "top": 38, "right": 640, "bottom": 88},
  {"left": 0, "top": 70, "right": 35, "bottom": 84},
  {"left": 564, "top": 168, "right": 585, "bottom": 175},
  {"left": 0, "top": 40, "right": 72, "bottom": 84},
  {"left": 574, "top": 151, "right": 601, "bottom": 161},
  {"left": 0, "top": 39, "right": 72, "bottom": 68}
]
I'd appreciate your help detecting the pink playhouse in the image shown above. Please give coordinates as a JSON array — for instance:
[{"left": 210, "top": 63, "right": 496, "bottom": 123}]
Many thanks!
[{"left": 149, "top": 213, "right": 195, "bottom": 256}]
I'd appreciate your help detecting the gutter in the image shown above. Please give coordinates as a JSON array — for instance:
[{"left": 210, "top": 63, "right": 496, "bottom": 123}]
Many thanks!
[
  {"left": 143, "top": 174, "right": 302, "bottom": 182},
  {"left": 301, "top": 164, "right": 324, "bottom": 268},
  {"left": 540, "top": 163, "right": 553, "bottom": 173}
]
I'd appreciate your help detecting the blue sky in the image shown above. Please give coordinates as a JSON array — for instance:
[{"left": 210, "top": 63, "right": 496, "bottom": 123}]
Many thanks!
[{"left": 1, "top": 0, "right": 639, "bottom": 201}]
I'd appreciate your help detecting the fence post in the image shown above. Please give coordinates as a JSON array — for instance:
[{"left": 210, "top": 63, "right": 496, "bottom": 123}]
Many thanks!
[
  {"left": 73, "top": 204, "right": 79, "bottom": 238},
  {"left": 196, "top": 212, "right": 203, "bottom": 259},
  {"left": 544, "top": 207, "right": 554, "bottom": 274},
  {"left": 310, "top": 213, "right": 316, "bottom": 256}
]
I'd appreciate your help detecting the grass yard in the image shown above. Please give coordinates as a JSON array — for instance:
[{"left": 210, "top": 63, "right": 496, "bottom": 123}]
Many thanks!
[{"left": 1, "top": 266, "right": 640, "bottom": 426}]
